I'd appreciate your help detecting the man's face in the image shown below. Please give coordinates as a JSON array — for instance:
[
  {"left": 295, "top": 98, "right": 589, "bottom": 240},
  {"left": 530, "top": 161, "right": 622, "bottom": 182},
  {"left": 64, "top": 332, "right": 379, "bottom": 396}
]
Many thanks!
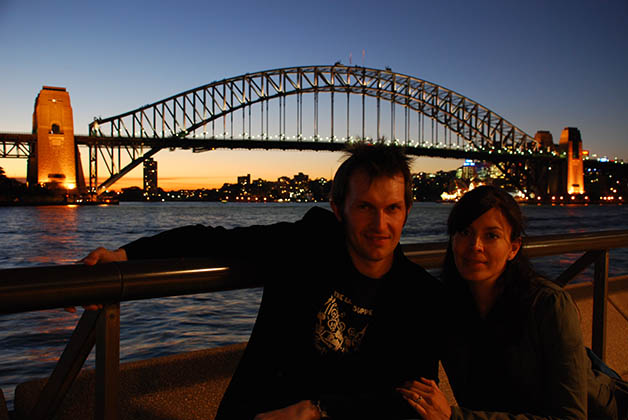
[{"left": 332, "top": 170, "right": 410, "bottom": 278}]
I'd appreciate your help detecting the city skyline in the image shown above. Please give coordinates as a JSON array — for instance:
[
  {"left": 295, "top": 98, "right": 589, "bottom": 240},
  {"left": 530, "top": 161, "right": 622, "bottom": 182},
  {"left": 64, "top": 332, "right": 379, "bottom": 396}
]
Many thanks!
[{"left": 1, "top": 0, "right": 626, "bottom": 189}]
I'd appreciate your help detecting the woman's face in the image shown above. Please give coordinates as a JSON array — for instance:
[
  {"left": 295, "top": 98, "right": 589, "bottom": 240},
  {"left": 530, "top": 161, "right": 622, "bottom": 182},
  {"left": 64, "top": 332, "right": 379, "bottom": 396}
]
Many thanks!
[{"left": 452, "top": 207, "right": 521, "bottom": 289}]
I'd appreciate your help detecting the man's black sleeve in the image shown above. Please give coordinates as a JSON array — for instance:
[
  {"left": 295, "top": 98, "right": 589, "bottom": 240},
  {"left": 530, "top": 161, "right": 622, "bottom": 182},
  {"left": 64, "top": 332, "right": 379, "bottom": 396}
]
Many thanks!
[{"left": 121, "top": 206, "right": 336, "bottom": 263}]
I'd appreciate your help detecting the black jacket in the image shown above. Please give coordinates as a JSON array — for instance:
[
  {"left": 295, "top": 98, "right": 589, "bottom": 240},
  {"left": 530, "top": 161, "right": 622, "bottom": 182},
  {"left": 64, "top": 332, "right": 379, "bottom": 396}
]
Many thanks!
[
  {"left": 123, "top": 206, "right": 443, "bottom": 419},
  {"left": 443, "top": 277, "right": 618, "bottom": 419}
]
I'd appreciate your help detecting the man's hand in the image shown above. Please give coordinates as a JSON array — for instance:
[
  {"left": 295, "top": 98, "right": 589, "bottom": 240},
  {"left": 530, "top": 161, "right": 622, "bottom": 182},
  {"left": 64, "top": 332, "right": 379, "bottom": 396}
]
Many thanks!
[
  {"left": 81, "top": 247, "right": 128, "bottom": 266},
  {"left": 397, "top": 378, "right": 451, "bottom": 420},
  {"left": 65, "top": 247, "right": 129, "bottom": 313},
  {"left": 253, "top": 400, "right": 321, "bottom": 420}
]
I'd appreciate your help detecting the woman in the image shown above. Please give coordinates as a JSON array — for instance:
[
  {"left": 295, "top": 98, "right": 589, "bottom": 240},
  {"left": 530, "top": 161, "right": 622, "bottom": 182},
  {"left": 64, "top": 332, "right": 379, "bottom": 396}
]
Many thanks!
[{"left": 398, "top": 185, "right": 625, "bottom": 420}]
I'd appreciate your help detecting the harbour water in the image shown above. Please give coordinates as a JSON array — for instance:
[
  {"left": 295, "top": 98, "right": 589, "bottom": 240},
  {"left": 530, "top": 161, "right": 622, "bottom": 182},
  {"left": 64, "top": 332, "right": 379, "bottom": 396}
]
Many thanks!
[{"left": 1, "top": 201, "right": 628, "bottom": 408}]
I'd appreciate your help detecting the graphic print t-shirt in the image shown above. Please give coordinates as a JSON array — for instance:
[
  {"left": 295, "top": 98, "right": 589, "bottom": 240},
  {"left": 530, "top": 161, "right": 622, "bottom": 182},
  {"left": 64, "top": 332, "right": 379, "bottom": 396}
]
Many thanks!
[{"left": 313, "top": 271, "right": 381, "bottom": 356}]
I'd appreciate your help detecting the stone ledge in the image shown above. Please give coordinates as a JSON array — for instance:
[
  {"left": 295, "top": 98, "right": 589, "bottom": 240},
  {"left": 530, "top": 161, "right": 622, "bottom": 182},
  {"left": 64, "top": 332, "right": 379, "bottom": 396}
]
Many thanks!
[{"left": 14, "top": 343, "right": 246, "bottom": 420}]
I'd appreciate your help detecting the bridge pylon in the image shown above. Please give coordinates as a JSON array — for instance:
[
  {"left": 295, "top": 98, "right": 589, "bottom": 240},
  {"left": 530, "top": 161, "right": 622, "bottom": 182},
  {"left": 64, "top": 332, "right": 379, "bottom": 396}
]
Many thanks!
[
  {"left": 518, "top": 129, "right": 586, "bottom": 198},
  {"left": 559, "top": 127, "right": 585, "bottom": 195},
  {"left": 28, "top": 86, "right": 86, "bottom": 195}
]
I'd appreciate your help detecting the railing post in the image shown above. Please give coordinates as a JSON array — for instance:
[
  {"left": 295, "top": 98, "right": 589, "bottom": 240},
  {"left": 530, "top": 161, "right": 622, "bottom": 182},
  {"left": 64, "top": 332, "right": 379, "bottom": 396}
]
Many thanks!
[
  {"left": 592, "top": 250, "right": 610, "bottom": 361},
  {"left": 29, "top": 309, "right": 100, "bottom": 420},
  {"left": 95, "top": 303, "right": 120, "bottom": 420}
]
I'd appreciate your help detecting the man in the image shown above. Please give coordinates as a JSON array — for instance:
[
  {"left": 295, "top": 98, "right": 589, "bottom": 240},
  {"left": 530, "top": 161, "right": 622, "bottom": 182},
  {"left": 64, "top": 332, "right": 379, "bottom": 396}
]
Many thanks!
[{"left": 84, "top": 143, "right": 442, "bottom": 419}]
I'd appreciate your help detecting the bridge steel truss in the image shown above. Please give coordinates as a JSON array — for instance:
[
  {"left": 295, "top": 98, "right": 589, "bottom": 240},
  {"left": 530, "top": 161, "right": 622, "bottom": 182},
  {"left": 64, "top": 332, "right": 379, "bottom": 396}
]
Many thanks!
[
  {"left": 87, "top": 65, "right": 546, "bottom": 193},
  {"left": 1, "top": 133, "right": 34, "bottom": 159}
]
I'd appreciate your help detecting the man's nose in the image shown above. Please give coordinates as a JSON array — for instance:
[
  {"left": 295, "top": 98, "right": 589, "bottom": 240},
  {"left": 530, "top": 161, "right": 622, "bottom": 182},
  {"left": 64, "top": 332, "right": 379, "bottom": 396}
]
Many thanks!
[{"left": 371, "top": 209, "right": 386, "bottom": 230}]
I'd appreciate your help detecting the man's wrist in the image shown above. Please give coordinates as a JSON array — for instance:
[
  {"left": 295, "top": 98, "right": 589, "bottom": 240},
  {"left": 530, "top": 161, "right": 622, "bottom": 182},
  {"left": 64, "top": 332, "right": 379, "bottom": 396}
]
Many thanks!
[
  {"left": 115, "top": 248, "right": 128, "bottom": 261},
  {"left": 311, "top": 399, "right": 329, "bottom": 418}
]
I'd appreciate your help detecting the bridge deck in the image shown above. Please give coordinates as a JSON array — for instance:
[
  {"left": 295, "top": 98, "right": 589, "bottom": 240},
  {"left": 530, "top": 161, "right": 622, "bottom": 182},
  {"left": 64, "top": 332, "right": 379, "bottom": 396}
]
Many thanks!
[{"left": 8, "top": 277, "right": 628, "bottom": 420}]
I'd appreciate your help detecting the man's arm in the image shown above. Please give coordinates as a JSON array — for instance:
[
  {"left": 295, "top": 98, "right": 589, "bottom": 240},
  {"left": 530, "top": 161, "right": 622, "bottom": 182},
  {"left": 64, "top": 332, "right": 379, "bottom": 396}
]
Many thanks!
[
  {"left": 74, "top": 207, "right": 337, "bottom": 309},
  {"left": 120, "top": 207, "right": 337, "bottom": 262}
]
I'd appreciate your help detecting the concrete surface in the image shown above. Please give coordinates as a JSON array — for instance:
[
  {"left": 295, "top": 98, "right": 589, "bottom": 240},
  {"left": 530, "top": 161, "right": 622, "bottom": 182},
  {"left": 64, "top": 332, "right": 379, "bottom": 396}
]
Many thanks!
[{"left": 13, "top": 343, "right": 245, "bottom": 420}]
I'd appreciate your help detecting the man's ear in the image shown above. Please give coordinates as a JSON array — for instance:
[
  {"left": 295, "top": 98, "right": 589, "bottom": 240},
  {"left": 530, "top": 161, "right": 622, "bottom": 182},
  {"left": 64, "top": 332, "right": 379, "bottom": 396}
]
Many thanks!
[{"left": 330, "top": 201, "right": 343, "bottom": 222}]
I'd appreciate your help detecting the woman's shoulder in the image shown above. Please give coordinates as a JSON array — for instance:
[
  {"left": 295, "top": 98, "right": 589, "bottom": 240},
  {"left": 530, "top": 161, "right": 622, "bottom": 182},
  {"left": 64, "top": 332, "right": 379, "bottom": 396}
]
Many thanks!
[
  {"left": 528, "top": 277, "right": 582, "bottom": 339},
  {"left": 527, "top": 277, "right": 577, "bottom": 312},
  {"left": 529, "top": 277, "right": 573, "bottom": 303}
]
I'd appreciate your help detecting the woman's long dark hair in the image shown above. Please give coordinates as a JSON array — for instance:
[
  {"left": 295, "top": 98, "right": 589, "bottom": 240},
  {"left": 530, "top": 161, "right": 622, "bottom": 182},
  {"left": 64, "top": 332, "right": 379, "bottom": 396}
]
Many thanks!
[{"left": 442, "top": 186, "right": 539, "bottom": 324}]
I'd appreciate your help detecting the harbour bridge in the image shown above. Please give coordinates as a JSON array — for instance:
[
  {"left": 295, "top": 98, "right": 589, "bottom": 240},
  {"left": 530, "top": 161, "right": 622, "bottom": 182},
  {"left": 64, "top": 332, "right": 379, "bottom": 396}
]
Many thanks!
[{"left": 0, "top": 64, "right": 607, "bottom": 197}]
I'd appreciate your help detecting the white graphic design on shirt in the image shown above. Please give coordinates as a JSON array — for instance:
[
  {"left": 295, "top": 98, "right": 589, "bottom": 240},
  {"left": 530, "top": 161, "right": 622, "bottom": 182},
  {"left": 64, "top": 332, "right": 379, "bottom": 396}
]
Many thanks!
[{"left": 314, "top": 291, "right": 372, "bottom": 354}]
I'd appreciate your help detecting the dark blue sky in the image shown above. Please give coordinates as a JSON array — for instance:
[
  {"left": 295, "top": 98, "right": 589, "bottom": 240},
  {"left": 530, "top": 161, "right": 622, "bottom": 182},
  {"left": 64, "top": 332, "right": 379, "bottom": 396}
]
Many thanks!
[{"left": 1, "top": 0, "right": 626, "bottom": 188}]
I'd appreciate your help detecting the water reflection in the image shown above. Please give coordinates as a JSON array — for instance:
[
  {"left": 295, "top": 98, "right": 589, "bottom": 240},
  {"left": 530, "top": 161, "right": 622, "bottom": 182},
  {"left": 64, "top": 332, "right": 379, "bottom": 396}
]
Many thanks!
[{"left": 30, "top": 206, "right": 80, "bottom": 265}]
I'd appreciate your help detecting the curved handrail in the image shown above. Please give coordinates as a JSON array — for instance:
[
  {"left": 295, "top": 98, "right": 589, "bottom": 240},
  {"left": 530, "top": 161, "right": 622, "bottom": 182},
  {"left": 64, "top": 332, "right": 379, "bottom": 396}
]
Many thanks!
[{"left": 2, "top": 230, "right": 628, "bottom": 315}]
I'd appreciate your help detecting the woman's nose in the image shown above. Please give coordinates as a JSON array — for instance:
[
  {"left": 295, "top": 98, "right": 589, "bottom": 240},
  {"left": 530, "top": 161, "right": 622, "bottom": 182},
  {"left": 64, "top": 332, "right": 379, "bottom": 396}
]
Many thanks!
[{"left": 470, "top": 234, "right": 483, "bottom": 251}]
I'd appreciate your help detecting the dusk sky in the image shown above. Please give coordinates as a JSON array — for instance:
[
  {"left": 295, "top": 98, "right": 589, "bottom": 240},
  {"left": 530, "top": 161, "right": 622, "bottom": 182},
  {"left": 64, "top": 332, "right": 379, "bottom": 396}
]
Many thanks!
[{"left": 1, "top": 0, "right": 626, "bottom": 190}]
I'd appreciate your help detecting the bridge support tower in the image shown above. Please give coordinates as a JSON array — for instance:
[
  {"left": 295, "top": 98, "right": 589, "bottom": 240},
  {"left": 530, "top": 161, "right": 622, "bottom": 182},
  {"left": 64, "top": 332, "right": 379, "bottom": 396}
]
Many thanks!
[
  {"left": 559, "top": 127, "right": 585, "bottom": 195},
  {"left": 527, "top": 128, "right": 585, "bottom": 197},
  {"left": 27, "top": 86, "right": 86, "bottom": 194}
]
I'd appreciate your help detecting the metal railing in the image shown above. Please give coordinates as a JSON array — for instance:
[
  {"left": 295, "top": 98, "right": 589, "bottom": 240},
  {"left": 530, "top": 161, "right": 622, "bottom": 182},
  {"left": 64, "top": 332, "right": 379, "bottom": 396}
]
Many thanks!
[{"left": 2, "top": 230, "right": 628, "bottom": 420}]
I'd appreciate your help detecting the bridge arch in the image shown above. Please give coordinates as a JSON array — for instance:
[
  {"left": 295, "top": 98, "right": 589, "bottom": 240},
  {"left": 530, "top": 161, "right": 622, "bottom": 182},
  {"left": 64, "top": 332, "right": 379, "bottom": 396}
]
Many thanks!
[
  {"left": 88, "top": 65, "right": 544, "bottom": 192},
  {"left": 91, "top": 65, "right": 537, "bottom": 152}
]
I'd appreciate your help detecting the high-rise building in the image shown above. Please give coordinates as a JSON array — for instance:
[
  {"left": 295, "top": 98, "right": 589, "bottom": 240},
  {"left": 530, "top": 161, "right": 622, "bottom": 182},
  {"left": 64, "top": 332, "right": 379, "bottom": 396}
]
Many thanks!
[
  {"left": 237, "top": 174, "right": 251, "bottom": 185},
  {"left": 143, "top": 158, "right": 158, "bottom": 196}
]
